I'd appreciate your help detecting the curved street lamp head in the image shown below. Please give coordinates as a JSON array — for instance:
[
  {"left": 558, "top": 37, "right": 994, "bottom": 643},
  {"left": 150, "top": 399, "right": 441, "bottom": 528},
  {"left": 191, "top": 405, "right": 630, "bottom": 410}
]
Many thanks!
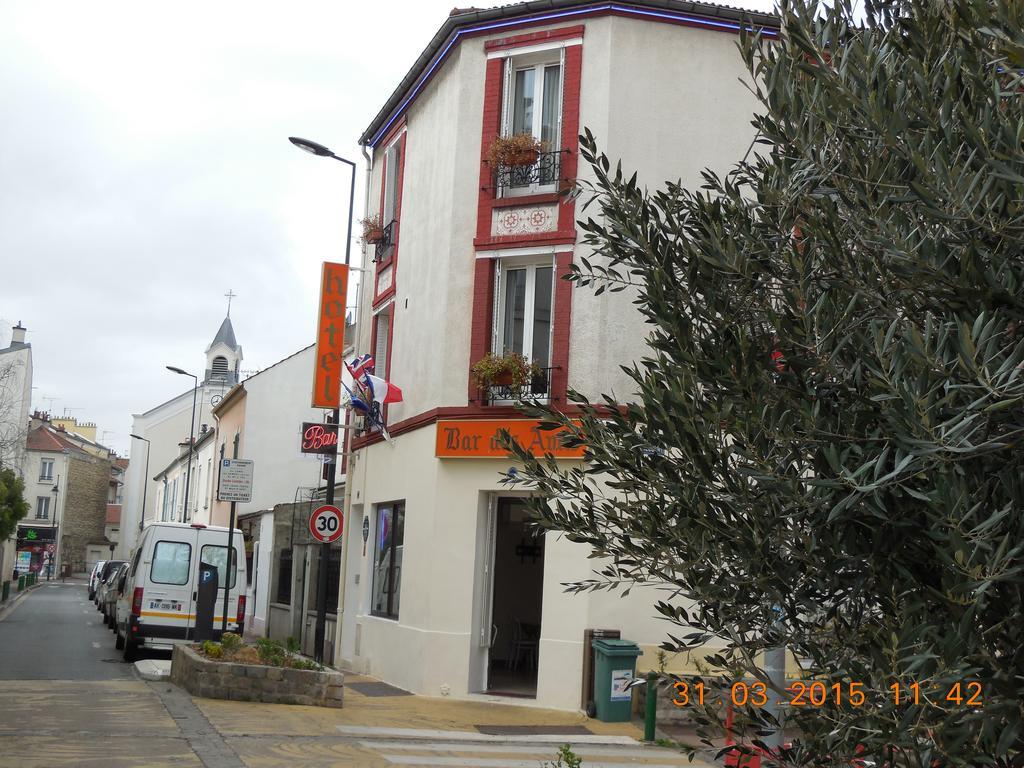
[
  {"left": 289, "top": 136, "right": 334, "bottom": 157},
  {"left": 166, "top": 365, "right": 192, "bottom": 377},
  {"left": 130, "top": 433, "right": 148, "bottom": 442}
]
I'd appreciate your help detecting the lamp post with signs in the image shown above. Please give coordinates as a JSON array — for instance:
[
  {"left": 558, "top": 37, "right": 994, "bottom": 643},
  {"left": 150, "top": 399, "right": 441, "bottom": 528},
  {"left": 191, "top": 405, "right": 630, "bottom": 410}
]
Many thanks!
[
  {"left": 289, "top": 135, "right": 357, "bottom": 665},
  {"left": 216, "top": 444, "right": 253, "bottom": 633},
  {"left": 130, "top": 434, "right": 151, "bottom": 533}
]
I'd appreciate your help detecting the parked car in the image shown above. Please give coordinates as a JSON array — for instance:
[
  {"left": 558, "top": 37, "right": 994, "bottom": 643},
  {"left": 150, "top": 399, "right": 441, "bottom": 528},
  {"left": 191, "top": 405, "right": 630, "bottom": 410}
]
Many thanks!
[
  {"left": 114, "top": 522, "right": 247, "bottom": 661},
  {"left": 102, "top": 563, "right": 129, "bottom": 628},
  {"left": 88, "top": 560, "right": 107, "bottom": 600},
  {"left": 94, "top": 560, "right": 126, "bottom": 608}
]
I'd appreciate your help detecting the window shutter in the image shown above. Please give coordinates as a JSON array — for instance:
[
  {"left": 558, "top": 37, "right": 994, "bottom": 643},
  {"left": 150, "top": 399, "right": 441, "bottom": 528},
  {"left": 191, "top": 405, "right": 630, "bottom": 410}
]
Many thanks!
[
  {"left": 491, "top": 262, "right": 502, "bottom": 355},
  {"left": 500, "top": 56, "right": 512, "bottom": 137},
  {"left": 374, "top": 311, "right": 390, "bottom": 377},
  {"left": 557, "top": 47, "right": 565, "bottom": 149}
]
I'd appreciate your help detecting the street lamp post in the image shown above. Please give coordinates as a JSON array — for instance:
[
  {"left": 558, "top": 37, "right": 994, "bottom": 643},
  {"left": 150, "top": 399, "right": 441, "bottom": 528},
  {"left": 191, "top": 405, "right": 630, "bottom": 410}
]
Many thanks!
[
  {"left": 131, "top": 434, "right": 151, "bottom": 533},
  {"left": 166, "top": 367, "right": 198, "bottom": 523},
  {"left": 289, "top": 135, "right": 356, "bottom": 665},
  {"left": 51, "top": 474, "right": 61, "bottom": 581}
]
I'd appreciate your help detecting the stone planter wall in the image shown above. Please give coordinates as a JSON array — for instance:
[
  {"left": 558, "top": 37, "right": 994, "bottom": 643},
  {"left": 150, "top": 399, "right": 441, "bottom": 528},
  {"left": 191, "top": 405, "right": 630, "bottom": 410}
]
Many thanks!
[{"left": 170, "top": 645, "right": 344, "bottom": 707}]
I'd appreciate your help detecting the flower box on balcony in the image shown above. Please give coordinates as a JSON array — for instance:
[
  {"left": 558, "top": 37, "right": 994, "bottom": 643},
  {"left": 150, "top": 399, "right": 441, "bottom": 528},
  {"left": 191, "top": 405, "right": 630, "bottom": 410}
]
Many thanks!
[{"left": 487, "top": 133, "right": 544, "bottom": 168}]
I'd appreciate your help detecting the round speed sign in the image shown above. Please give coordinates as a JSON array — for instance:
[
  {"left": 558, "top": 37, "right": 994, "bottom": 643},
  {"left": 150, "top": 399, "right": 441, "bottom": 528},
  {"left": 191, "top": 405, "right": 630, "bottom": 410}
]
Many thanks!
[{"left": 309, "top": 505, "right": 343, "bottom": 543}]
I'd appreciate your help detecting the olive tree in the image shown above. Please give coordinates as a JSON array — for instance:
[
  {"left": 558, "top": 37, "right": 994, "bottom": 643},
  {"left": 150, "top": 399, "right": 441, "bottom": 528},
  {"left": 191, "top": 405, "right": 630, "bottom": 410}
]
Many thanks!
[{"left": 506, "top": 1, "right": 1024, "bottom": 765}]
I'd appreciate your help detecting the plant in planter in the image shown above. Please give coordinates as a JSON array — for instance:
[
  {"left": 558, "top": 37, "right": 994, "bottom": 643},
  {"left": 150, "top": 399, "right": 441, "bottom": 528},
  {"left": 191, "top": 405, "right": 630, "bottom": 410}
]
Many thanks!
[
  {"left": 471, "top": 352, "right": 542, "bottom": 397},
  {"left": 360, "top": 215, "right": 385, "bottom": 245},
  {"left": 487, "top": 133, "right": 544, "bottom": 168}
]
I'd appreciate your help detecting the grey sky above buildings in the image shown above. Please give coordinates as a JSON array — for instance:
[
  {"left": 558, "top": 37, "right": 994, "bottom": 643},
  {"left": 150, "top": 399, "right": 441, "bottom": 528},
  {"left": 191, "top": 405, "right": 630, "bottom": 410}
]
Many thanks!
[{"left": 0, "top": 0, "right": 775, "bottom": 457}]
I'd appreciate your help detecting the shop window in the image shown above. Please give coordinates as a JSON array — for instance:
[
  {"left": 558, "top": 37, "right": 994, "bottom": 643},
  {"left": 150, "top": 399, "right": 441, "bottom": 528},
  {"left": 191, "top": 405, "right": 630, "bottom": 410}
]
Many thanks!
[
  {"left": 325, "top": 546, "right": 342, "bottom": 614},
  {"left": 371, "top": 501, "right": 405, "bottom": 619},
  {"left": 274, "top": 548, "right": 292, "bottom": 605}
]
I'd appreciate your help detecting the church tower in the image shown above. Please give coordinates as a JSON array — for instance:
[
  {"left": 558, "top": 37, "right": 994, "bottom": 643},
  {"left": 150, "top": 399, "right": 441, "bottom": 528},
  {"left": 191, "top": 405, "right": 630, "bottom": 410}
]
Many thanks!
[{"left": 204, "top": 313, "right": 243, "bottom": 386}]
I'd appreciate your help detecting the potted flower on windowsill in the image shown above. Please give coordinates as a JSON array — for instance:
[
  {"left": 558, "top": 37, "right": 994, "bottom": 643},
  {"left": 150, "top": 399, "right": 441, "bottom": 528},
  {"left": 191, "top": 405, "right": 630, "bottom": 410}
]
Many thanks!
[
  {"left": 360, "top": 215, "right": 385, "bottom": 245},
  {"left": 486, "top": 133, "right": 544, "bottom": 168},
  {"left": 471, "top": 352, "right": 543, "bottom": 398}
]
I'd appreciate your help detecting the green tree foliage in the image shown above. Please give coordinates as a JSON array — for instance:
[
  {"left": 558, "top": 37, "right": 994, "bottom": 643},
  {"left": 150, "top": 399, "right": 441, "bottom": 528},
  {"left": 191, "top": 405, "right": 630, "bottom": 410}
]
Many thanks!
[
  {"left": 506, "top": 1, "right": 1024, "bottom": 765},
  {"left": 0, "top": 467, "right": 29, "bottom": 540}
]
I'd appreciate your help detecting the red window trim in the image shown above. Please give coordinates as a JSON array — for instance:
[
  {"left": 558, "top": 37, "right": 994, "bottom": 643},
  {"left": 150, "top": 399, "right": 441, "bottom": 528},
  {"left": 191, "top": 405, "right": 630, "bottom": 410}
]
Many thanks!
[
  {"left": 374, "top": 132, "right": 406, "bottom": 305},
  {"left": 469, "top": 41, "right": 582, "bottom": 405},
  {"left": 370, "top": 303, "right": 396, "bottom": 425},
  {"left": 483, "top": 24, "right": 585, "bottom": 53}
]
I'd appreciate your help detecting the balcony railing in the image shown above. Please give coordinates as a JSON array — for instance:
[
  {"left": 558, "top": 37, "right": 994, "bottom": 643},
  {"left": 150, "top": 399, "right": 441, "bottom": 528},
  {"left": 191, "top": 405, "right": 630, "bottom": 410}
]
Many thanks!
[
  {"left": 494, "top": 150, "right": 563, "bottom": 192},
  {"left": 373, "top": 219, "right": 397, "bottom": 262},
  {"left": 481, "top": 366, "right": 556, "bottom": 404}
]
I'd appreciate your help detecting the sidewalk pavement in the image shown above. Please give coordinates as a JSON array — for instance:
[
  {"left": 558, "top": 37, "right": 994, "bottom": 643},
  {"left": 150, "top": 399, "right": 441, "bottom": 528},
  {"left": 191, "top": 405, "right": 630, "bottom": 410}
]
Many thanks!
[{"left": 186, "top": 670, "right": 715, "bottom": 767}]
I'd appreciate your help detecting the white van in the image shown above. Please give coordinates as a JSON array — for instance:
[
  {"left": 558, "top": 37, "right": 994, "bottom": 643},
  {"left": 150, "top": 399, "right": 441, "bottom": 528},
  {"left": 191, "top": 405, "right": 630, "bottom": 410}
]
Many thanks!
[{"left": 114, "top": 522, "right": 247, "bottom": 660}]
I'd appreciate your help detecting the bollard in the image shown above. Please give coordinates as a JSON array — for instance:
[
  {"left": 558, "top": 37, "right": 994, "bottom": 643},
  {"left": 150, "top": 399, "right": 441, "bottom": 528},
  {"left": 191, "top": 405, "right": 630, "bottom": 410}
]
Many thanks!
[
  {"left": 17, "top": 575, "right": 25, "bottom": 591},
  {"left": 644, "top": 671, "right": 658, "bottom": 742}
]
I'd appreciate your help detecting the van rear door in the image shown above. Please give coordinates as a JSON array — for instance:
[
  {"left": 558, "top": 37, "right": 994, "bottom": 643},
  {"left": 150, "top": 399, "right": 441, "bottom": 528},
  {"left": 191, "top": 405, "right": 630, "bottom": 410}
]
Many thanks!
[{"left": 143, "top": 526, "right": 201, "bottom": 640}]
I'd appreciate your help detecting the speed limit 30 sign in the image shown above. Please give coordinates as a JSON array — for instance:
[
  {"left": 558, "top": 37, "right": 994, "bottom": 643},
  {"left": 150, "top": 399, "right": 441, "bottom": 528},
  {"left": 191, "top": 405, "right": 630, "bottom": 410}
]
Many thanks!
[{"left": 309, "top": 505, "right": 344, "bottom": 543}]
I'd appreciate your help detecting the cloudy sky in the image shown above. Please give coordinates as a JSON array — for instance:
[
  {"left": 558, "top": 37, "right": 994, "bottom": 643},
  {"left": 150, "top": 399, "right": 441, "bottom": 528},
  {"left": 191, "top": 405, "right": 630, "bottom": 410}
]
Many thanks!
[{"left": 0, "top": 0, "right": 774, "bottom": 457}]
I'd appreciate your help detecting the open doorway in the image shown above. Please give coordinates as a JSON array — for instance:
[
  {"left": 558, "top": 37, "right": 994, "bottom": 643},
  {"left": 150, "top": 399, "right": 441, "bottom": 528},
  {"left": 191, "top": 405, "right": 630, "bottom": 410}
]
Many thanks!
[{"left": 486, "top": 497, "right": 545, "bottom": 697}]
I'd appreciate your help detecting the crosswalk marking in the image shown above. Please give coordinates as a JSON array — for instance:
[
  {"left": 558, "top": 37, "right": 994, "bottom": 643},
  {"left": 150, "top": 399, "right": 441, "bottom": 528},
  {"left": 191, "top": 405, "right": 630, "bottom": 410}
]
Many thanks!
[
  {"left": 336, "top": 725, "right": 634, "bottom": 745},
  {"left": 365, "top": 741, "right": 675, "bottom": 759},
  {"left": 342, "top": 725, "right": 699, "bottom": 768},
  {"left": 380, "top": 758, "right": 687, "bottom": 768}
]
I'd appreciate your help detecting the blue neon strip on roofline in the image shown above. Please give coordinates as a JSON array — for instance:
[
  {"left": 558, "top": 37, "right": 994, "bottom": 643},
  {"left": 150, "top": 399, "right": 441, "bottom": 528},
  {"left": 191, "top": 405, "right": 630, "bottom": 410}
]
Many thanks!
[{"left": 367, "top": 3, "right": 778, "bottom": 147}]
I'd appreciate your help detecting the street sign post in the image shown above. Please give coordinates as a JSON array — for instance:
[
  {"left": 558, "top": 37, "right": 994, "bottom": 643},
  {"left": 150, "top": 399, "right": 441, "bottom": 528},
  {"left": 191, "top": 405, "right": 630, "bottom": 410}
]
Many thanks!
[
  {"left": 217, "top": 459, "right": 254, "bottom": 502},
  {"left": 309, "top": 505, "right": 344, "bottom": 544}
]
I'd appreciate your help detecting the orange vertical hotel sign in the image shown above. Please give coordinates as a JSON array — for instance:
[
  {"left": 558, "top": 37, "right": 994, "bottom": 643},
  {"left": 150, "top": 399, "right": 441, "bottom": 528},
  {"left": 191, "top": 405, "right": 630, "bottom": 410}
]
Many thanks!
[{"left": 312, "top": 262, "right": 350, "bottom": 408}]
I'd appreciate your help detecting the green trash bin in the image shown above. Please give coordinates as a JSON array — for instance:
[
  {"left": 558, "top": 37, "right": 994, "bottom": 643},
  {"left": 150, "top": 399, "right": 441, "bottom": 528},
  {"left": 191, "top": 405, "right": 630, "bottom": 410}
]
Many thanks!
[{"left": 591, "top": 638, "right": 643, "bottom": 722}]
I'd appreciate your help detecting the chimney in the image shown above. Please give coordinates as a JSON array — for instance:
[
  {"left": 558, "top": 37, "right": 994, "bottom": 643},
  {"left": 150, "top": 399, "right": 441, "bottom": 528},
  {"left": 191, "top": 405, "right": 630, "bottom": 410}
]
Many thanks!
[{"left": 11, "top": 322, "right": 26, "bottom": 345}]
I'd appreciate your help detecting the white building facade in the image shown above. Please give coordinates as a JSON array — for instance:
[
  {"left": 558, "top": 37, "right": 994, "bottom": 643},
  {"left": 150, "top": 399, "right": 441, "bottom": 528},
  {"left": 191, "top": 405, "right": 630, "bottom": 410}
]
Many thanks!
[
  {"left": 338, "top": 0, "right": 777, "bottom": 710},
  {"left": 0, "top": 323, "right": 33, "bottom": 578},
  {"left": 120, "top": 315, "right": 243, "bottom": 558}
]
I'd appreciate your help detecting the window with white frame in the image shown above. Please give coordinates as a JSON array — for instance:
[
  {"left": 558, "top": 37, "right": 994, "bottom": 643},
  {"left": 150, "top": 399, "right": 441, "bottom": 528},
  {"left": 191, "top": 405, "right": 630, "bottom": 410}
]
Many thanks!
[
  {"left": 500, "top": 51, "right": 563, "bottom": 192},
  {"left": 39, "top": 458, "right": 54, "bottom": 480},
  {"left": 494, "top": 258, "right": 555, "bottom": 368},
  {"left": 36, "top": 496, "right": 50, "bottom": 519}
]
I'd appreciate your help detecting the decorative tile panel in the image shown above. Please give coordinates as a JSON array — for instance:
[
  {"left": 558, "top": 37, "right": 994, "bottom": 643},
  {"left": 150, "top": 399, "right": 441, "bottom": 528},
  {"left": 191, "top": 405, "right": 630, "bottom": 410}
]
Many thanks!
[
  {"left": 491, "top": 204, "right": 558, "bottom": 238},
  {"left": 376, "top": 264, "right": 393, "bottom": 296}
]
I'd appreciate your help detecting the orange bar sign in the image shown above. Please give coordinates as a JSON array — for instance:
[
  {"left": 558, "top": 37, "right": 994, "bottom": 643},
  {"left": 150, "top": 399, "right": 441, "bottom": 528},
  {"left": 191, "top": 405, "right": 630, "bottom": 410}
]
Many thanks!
[
  {"left": 312, "top": 262, "right": 349, "bottom": 408},
  {"left": 435, "top": 420, "right": 585, "bottom": 459}
]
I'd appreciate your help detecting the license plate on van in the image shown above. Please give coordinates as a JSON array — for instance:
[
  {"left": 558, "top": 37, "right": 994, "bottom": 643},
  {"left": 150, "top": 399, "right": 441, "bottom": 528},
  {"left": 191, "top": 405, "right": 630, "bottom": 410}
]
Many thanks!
[{"left": 149, "top": 600, "right": 183, "bottom": 611}]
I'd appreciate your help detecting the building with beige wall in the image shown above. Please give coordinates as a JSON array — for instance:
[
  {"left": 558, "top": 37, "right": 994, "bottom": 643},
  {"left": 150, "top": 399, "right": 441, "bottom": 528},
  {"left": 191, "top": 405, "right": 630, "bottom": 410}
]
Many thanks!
[{"left": 337, "top": 0, "right": 777, "bottom": 711}]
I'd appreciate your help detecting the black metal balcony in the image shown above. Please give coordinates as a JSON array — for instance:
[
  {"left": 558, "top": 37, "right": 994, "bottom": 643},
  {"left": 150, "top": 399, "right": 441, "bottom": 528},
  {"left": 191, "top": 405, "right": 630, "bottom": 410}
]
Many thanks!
[
  {"left": 373, "top": 219, "right": 397, "bottom": 262},
  {"left": 481, "top": 366, "right": 555, "bottom": 404},
  {"left": 494, "top": 150, "right": 562, "bottom": 191}
]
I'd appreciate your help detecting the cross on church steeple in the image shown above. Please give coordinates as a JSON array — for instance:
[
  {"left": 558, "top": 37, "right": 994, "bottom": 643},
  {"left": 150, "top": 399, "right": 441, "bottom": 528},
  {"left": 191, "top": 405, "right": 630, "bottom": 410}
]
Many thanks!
[{"left": 225, "top": 289, "right": 237, "bottom": 317}]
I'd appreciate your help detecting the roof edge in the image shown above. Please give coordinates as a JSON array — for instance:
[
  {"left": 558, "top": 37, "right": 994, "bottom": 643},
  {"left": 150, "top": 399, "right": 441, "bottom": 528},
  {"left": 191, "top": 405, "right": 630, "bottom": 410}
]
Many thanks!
[{"left": 359, "top": 0, "right": 779, "bottom": 147}]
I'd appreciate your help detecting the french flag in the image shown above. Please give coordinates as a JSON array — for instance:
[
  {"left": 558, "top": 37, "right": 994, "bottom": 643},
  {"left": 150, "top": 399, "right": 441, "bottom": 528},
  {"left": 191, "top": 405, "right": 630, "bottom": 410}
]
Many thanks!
[{"left": 364, "top": 374, "right": 403, "bottom": 405}]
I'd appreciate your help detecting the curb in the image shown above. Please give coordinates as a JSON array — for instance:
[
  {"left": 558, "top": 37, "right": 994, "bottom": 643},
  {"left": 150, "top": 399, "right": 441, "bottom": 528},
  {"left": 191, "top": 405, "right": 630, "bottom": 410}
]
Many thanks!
[{"left": 134, "top": 659, "right": 172, "bottom": 682}]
